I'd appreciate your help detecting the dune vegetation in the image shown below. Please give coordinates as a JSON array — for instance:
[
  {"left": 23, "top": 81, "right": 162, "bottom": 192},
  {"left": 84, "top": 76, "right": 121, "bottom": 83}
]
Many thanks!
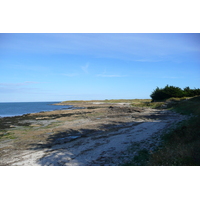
[{"left": 124, "top": 92, "right": 200, "bottom": 166}]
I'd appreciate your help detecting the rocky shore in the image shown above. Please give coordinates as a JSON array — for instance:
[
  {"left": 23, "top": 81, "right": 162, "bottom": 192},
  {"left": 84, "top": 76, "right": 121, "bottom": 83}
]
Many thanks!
[{"left": 0, "top": 101, "right": 189, "bottom": 166}]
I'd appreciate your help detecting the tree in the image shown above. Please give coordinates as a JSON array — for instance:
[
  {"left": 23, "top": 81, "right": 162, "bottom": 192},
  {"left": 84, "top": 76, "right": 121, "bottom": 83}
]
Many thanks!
[{"left": 150, "top": 85, "right": 200, "bottom": 101}]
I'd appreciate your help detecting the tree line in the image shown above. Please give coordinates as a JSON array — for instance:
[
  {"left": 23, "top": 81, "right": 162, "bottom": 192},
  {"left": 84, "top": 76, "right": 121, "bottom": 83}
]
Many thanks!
[{"left": 150, "top": 85, "right": 200, "bottom": 101}]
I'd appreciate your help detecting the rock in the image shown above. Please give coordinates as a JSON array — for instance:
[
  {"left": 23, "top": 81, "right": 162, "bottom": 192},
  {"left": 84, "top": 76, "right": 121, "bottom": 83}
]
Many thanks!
[
  {"left": 132, "top": 108, "right": 143, "bottom": 112},
  {"left": 30, "top": 124, "right": 41, "bottom": 127}
]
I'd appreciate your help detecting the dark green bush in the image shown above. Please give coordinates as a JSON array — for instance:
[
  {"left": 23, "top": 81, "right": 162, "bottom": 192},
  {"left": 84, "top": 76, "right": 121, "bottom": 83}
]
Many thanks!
[
  {"left": 150, "top": 85, "right": 200, "bottom": 101},
  {"left": 183, "top": 87, "right": 200, "bottom": 97}
]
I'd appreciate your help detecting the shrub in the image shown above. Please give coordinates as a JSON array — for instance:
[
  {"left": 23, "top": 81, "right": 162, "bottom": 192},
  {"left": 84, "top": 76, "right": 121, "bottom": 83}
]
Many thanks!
[{"left": 150, "top": 85, "right": 200, "bottom": 101}]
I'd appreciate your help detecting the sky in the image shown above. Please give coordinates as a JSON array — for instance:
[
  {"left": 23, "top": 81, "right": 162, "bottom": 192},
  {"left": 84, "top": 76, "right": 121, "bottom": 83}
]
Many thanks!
[{"left": 0, "top": 33, "right": 200, "bottom": 102}]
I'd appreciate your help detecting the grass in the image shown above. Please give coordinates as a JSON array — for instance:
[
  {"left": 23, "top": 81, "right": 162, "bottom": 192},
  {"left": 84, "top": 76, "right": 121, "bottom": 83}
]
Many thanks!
[
  {"left": 61, "top": 99, "right": 152, "bottom": 104},
  {"left": 61, "top": 98, "right": 167, "bottom": 109},
  {"left": 104, "top": 99, "right": 151, "bottom": 103},
  {"left": 148, "top": 114, "right": 200, "bottom": 165},
  {"left": 123, "top": 95, "right": 200, "bottom": 166},
  {"left": 130, "top": 97, "right": 194, "bottom": 109},
  {"left": 132, "top": 101, "right": 165, "bottom": 109},
  {"left": 169, "top": 96, "right": 200, "bottom": 115},
  {"left": 125, "top": 149, "right": 150, "bottom": 166},
  {"left": 0, "top": 132, "right": 17, "bottom": 140},
  {"left": 148, "top": 96, "right": 200, "bottom": 166}
]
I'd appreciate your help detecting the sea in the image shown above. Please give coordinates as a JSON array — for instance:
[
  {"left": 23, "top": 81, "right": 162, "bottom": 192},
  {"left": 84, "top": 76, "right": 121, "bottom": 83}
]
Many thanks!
[{"left": 0, "top": 102, "right": 73, "bottom": 118}]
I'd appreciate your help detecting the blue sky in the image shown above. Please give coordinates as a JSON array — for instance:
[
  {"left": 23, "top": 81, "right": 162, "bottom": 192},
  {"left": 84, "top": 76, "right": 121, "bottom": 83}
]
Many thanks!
[{"left": 0, "top": 33, "right": 200, "bottom": 102}]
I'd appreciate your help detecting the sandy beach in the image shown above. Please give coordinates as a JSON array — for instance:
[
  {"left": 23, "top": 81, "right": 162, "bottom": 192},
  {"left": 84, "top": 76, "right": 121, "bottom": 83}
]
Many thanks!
[{"left": 0, "top": 101, "right": 188, "bottom": 166}]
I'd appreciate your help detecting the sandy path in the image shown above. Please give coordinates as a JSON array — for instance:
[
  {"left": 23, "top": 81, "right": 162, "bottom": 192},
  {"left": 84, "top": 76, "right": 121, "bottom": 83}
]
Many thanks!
[{"left": 1, "top": 109, "right": 188, "bottom": 166}]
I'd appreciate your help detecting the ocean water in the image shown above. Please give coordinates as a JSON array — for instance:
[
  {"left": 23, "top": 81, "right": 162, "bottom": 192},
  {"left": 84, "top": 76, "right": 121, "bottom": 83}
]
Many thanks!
[{"left": 0, "top": 102, "right": 73, "bottom": 117}]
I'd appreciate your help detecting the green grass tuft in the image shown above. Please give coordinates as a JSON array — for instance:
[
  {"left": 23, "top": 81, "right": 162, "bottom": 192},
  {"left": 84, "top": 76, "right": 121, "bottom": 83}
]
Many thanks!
[
  {"left": 149, "top": 96, "right": 200, "bottom": 165},
  {"left": 131, "top": 101, "right": 165, "bottom": 109},
  {"left": 124, "top": 149, "right": 150, "bottom": 166},
  {"left": 0, "top": 132, "right": 17, "bottom": 140}
]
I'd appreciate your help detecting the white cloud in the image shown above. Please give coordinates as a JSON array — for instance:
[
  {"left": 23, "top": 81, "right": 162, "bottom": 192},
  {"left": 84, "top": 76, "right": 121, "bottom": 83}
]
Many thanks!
[
  {"left": 96, "top": 67, "right": 127, "bottom": 78},
  {"left": 81, "top": 63, "right": 89, "bottom": 74},
  {"left": 2, "top": 34, "right": 200, "bottom": 62},
  {"left": 96, "top": 74, "right": 126, "bottom": 78},
  {"left": 0, "top": 81, "right": 40, "bottom": 87},
  {"left": 162, "top": 76, "right": 184, "bottom": 79},
  {"left": 0, "top": 82, "right": 42, "bottom": 95},
  {"left": 62, "top": 73, "right": 79, "bottom": 77},
  {"left": 134, "top": 58, "right": 162, "bottom": 62}
]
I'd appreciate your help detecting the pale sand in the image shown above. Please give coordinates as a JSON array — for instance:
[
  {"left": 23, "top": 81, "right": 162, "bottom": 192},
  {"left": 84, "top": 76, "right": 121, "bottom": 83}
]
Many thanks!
[{"left": 1, "top": 108, "right": 188, "bottom": 166}]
